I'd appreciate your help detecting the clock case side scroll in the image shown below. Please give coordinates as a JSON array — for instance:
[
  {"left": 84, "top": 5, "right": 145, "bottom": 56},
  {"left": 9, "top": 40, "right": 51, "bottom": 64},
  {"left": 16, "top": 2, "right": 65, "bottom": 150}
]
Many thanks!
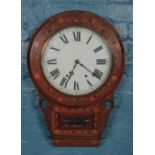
[{"left": 28, "top": 10, "right": 125, "bottom": 146}]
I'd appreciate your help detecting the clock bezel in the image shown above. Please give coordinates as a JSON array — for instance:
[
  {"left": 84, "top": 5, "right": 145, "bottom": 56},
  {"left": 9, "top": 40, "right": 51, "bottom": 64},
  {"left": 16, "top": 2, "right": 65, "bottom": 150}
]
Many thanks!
[
  {"left": 28, "top": 10, "right": 125, "bottom": 107},
  {"left": 40, "top": 26, "right": 113, "bottom": 96}
]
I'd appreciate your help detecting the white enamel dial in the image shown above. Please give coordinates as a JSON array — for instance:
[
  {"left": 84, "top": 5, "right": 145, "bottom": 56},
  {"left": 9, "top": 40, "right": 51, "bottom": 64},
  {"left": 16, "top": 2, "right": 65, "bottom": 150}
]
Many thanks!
[{"left": 41, "top": 27, "right": 112, "bottom": 96}]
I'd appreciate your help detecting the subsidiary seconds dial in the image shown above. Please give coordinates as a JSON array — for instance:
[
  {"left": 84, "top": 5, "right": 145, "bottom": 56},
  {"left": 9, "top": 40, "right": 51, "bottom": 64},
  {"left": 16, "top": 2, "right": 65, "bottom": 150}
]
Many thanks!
[{"left": 41, "top": 27, "right": 112, "bottom": 96}]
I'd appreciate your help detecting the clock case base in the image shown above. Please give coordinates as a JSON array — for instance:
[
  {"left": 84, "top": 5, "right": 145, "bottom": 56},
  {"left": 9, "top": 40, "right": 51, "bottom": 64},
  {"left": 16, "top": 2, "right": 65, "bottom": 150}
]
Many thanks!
[
  {"left": 52, "top": 136, "right": 100, "bottom": 146},
  {"left": 39, "top": 97, "right": 114, "bottom": 146}
]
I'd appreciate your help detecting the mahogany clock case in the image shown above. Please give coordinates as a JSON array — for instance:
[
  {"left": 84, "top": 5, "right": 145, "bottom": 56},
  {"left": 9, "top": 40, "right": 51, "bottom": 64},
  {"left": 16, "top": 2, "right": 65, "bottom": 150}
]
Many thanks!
[{"left": 28, "top": 10, "right": 125, "bottom": 107}]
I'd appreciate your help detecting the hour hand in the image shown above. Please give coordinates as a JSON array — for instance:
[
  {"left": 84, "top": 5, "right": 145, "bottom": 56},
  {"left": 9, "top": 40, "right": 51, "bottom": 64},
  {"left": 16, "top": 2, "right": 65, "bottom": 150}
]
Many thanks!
[
  {"left": 69, "top": 71, "right": 74, "bottom": 76},
  {"left": 63, "top": 61, "right": 78, "bottom": 87}
]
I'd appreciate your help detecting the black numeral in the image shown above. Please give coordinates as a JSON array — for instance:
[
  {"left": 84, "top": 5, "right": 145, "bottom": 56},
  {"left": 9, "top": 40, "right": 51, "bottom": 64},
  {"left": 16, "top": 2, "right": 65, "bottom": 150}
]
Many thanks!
[
  {"left": 47, "top": 59, "right": 57, "bottom": 64},
  {"left": 50, "top": 47, "right": 60, "bottom": 51},
  {"left": 93, "top": 69, "right": 103, "bottom": 79},
  {"left": 74, "top": 81, "right": 79, "bottom": 91},
  {"left": 87, "top": 79, "right": 93, "bottom": 86},
  {"left": 86, "top": 35, "right": 92, "bottom": 44},
  {"left": 96, "top": 59, "right": 106, "bottom": 65},
  {"left": 50, "top": 69, "right": 60, "bottom": 79},
  {"left": 94, "top": 46, "right": 103, "bottom": 53},
  {"left": 60, "top": 77, "right": 67, "bottom": 87},
  {"left": 59, "top": 34, "right": 69, "bottom": 44},
  {"left": 73, "top": 31, "right": 81, "bottom": 41}
]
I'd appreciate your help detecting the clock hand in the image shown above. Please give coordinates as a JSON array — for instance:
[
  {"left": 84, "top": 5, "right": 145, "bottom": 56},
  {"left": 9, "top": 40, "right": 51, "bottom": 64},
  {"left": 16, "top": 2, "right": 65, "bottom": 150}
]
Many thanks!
[
  {"left": 64, "top": 60, "right": 78, "bottom": 88},
  {"left": 78, "top": 62, "right": 93, "bottom": 74},
  {"left": 76, "top": 60, "right": 101, "bottom": 79},
  {"left": 76, "top": 60, "right": 93, "bottom": 74}
]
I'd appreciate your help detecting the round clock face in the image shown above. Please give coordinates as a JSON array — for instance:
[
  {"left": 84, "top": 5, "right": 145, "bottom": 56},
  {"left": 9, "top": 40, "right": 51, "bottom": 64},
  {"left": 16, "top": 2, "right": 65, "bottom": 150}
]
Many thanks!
[{"left": 41, "top": 27, "right": 112, "bottom": 96}]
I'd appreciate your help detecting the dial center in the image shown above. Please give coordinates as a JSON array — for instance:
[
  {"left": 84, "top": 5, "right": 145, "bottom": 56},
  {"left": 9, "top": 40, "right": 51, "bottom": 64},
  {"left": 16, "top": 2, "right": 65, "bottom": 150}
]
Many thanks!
[{"left": 75, "top": 59, "right": 80, "bottom": 64}]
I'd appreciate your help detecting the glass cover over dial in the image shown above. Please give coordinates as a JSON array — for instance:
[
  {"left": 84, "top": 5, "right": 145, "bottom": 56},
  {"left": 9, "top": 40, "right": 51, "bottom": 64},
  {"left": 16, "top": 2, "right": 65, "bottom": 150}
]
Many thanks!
[{"left": 41, "top": 27, "right": 112, "bottom": 96}]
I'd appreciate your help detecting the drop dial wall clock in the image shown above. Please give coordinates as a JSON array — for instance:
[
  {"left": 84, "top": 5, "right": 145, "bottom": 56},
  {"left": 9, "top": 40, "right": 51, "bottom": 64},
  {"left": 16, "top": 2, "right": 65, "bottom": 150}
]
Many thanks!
[{"left": 28, "top": 10, "right": 125, "bottom": 146}]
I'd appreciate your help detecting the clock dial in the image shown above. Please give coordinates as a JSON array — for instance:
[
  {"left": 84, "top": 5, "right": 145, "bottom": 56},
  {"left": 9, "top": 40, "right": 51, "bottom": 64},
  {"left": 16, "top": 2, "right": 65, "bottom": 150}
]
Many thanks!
[{"left": 41, "top": 27, "right": 112, "bottom": 96}]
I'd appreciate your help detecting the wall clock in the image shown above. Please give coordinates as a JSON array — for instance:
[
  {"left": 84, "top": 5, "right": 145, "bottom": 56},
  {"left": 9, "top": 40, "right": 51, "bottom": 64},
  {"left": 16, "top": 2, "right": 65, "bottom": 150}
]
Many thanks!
[{"left": 28, "top": 10, "right": 125, "bottom": 146}]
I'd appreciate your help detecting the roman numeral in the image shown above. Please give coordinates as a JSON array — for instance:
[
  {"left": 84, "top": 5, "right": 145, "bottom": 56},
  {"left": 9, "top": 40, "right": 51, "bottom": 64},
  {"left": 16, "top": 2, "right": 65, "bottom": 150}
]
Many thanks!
[
  {"left": 96, "top": 59, "right": 106, "bottom": 65},
  {"left": 74, "top": 81, "right": 79, "bottom": 91},
  {"left": 50, "top": 47, "right": 60, "bottom": 51},
  {"left": 94, "top": 46, "right": 103, "bottom": 53},
  {"left": 93, "top": 69, "right": 103, "bottom": 79},
  {"left": 87, "top": 79, "right": 93, "bottom": 86},
  {"left": 73, "top": 31, "right": 80, "bottom": 41},
  {"left": 47, "top": 59, "right": 57, "bottom": 64},
  {"left": 50, "top": 68, "right": 60, "bottom": 79},
  {"left": 59, "top": 34, "right": 69, "bottom": 44},
  {"left": 86, "top": 35, "right": 92, "bottom": 44},
  {"left": 60, "top": 77, "right": 67, "bottom": 87}
]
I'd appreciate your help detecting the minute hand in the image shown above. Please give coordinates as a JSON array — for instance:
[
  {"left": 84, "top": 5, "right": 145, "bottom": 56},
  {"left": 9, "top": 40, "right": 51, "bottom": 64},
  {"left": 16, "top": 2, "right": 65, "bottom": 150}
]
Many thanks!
[
  {"left": 77, "top": 61, "right": 102, "bottom": 79},
  {"left": 77, "top": 61, "right": 93, "bottom": 75}
]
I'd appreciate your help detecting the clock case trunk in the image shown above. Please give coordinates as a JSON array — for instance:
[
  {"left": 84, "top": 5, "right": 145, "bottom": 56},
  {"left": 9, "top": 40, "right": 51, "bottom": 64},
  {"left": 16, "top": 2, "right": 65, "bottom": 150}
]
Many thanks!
[{"left": 38, "top": 96, "right": 114, "bottom": 146}]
